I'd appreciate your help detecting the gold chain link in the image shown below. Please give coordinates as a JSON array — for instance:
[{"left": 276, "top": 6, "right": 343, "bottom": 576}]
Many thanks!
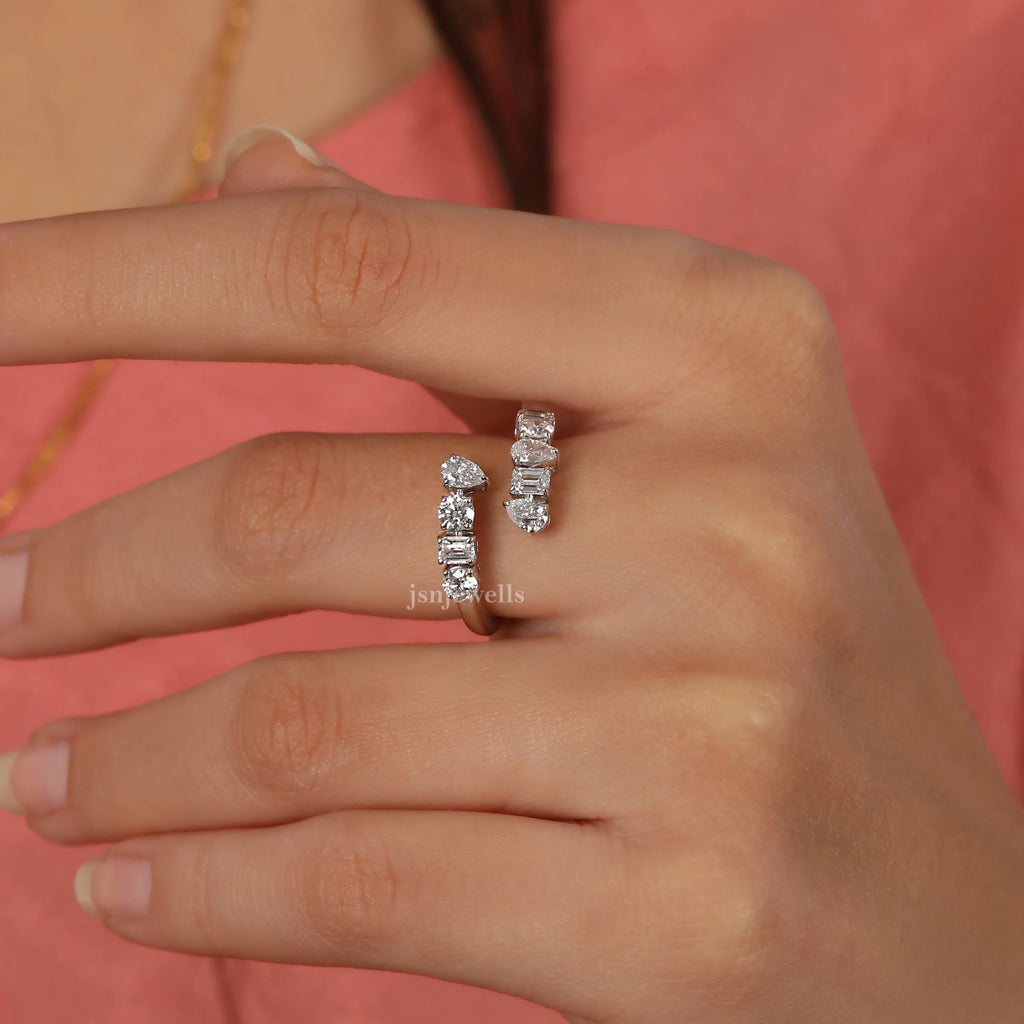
[{"left": 0, "top": 0, "right": 254, "bottom": 531}]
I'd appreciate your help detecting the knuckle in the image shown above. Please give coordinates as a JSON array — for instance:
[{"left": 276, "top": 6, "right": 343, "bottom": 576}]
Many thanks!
[
  {"left": 632, "top": 848, "right": 779, "bottom": 1005},
  {"left": 55, "top": 512, "right": 107, "bottom": 625},
  {"left": 769, "top": 265, "right": 835, "bottom": 340},
  {"left": 699, "top": 473, "right": 856, "bottom": 674},
  {"left": 704, "top": 675, "right": 800, "bottom": 761},
  {"left": 52, "top": 506, "right": 137, "bottom": 642},
  {"left": 295, "top": 829, "right": 402, "bottom": 954},
  {"left": 748, "top": 495, "right": 831, "bottom": 609},
  {"left": 691, "top": 860, "right": 778, "bottom": 997},
  {"left": 275, "top": 192, "right": 418, "bottom": 338},
  {"left": 752, "top": 264, "right": 839, "bottom": 388},
  {"left": 640, "top": 241, "right": 839, "bottom": 414},
  {"left": 213, "top": 432, "right": 343, "bottom": 583},
  {"left": 749, "top": 498, "right": 861, "bottom": 677},
  {"left": 650, "top": 674, "right": 800, "bottom": 815},
  {"left": 231, "top": 656, "right": 346, "bottom": 802},
  {"left": 179, "top": 840, "right": 222, "bottom": 948}
]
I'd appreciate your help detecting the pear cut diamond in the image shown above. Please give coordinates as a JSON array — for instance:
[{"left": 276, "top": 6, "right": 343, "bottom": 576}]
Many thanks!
[
  {"left": 441, "top": 455, "right": 487, "bottom": 492},
  {"left": 443, "top": 564, "right": 479, "bottom": 601},
  {"left": 438, "top": 493, "right": 474, "bottom": 531},
  {"left": 510, "top": 439, "right": 559, "bottom": 468},
  {"left": 505, "top": 497, "right": 550, "bottom": 533}
]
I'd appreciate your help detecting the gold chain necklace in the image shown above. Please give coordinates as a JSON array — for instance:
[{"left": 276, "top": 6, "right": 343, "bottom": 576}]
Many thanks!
[{"left": 0, "top": 0, "right": 254, "bottom": 532}]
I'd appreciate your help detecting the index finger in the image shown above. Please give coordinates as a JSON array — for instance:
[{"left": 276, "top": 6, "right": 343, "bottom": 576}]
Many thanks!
[{"left": 0, "top": 187, "right": 707, "bottom": 408}]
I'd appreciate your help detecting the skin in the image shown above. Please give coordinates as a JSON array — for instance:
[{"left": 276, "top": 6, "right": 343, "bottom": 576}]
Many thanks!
[
  {"left": 0, "top": 133, "right": 1023, "bottom": 1023},
  {"left": 0, "top": 0, "right": 440, "bottom": 220}
]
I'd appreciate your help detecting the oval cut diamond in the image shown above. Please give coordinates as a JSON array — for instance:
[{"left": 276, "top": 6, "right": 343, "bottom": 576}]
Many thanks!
[
  {"left": 504, "top": 497, "right": 550, "bottom": 533},
  {"left": 510, "top": 439, "right": 558, "bottom": 468},
  {"left": 443, "top": 564, "right": 480, "bottom": 601},
  {"left": 441, "top": 455, "right": 487, "bottom": 492}
]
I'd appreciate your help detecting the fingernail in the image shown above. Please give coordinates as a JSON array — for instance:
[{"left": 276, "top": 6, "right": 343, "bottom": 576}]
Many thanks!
[
  {"left": 75, "top": 856, "right": 152, "bottom": 920},
  {"left": 223, "top": 123, "right": 339, "bottom": 170},
  {"left": 0, "top": 749, "right": 24, "bottom": 813},
  {"left": 0, "top": 550, "right": 29, "bottom": 630},
  {"left": 0, "top": 741, "right": 69, "bottom": 816}
]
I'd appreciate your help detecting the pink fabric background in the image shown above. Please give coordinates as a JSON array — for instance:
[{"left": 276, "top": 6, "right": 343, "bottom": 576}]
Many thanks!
[{"left": 2, "top": 0, "right": 1023, "bottom": 1019}]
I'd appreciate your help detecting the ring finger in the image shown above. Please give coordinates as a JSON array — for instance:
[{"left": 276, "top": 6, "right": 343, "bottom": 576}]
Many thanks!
[{"left": 0, "top": 430, "right": 594, "bottom": 659}]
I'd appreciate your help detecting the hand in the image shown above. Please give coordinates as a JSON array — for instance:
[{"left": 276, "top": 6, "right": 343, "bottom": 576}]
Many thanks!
[{"left": 1, "top": 128, "right": 1023, "bottom": 1024}]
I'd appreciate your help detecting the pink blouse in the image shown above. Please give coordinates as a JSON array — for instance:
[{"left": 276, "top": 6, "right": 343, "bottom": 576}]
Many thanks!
[{"left": 2, "top": 1, "right": 1022, "bottom": 1020}]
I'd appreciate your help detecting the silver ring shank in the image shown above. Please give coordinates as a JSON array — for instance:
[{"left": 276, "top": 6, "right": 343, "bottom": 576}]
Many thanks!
[{"left": 457, "top": 594, "right": 501, "bottom": 636}]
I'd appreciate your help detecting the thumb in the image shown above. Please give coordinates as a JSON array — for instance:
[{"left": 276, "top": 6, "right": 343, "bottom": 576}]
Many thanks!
[{"left": 218, "top": 124, "right": 376, "bottom": 197}]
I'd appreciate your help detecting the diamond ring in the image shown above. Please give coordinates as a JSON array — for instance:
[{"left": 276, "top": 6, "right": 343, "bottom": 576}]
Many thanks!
[
  {"left": 438, "top": 454, "right": 501, "bottom": 636},
  {"left": 504, "top": 409, "right": 558, "bottom": 533}
]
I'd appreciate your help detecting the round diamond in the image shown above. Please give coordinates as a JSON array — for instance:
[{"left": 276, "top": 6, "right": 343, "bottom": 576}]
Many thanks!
[
  {"left": 443, "top": 564, "right": 479, "bottom": 601},
  {"left": 438, "top": 493, "right": 474, "bottom": 531}
]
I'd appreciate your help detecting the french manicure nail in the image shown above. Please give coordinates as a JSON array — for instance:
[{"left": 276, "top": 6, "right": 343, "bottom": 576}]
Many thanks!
[
  {"left": 0, "top": 550, "right": 29, "bottom": 631},
  {"left": 1, "top": 741, "right": 69, "bottom": 816},
  {"left": 75, "top": 856, "right": 152, "bottom": 920},
  {"left": 0, "top": 749, "right": 24, "bottom": 813},
  {"left": 223, "top": 123, "right": 339, "bottom": 170},
  {"left": 74, "top": 860, "right": 100, "bottom": 915}
]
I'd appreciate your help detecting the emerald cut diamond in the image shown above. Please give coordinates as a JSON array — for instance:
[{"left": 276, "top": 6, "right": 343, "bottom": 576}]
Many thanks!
[
  {"left": 511, "top": 466, "right": 551, "bottom": 496},
  {"left": 438, "top": 534, "right": 477, "bottom": 565}
]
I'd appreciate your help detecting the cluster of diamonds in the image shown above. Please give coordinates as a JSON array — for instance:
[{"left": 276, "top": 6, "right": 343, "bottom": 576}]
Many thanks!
[
  {"left": 438, "top": 455, "right": 488, "bottom": 602},
  {"left": 504, "top": 410, "right": 558, "bottom": 533}
]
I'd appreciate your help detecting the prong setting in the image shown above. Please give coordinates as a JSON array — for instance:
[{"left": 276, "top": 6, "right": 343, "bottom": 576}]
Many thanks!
[
  {"left": 437, "top": 455, "right": 494, "bottom": 628},
  {"left": 506, "top": 409, "right": 557, "bottom": 532}
]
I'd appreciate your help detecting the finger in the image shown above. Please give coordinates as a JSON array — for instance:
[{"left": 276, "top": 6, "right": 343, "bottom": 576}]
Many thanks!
[
  {"left": 422, "top": 386, "right": 546, "bottom": 438},
  {"left": 216, "top": 125, "right": 523, "bottom": 432},
  {"left": 0, "top": 431, "right": 594, "bottom": 659},
  {"left": 10, "top": 640, "right": 627, "bottom": 845},
  {"left": 219, "top": 124, "right": 376, "bottom": 196},
  {"left": 0, "top": 169, "right": 724, "bottom": 409},
  {"left": 78, "top": 809, "right": 608, "bottom": 1018}
]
